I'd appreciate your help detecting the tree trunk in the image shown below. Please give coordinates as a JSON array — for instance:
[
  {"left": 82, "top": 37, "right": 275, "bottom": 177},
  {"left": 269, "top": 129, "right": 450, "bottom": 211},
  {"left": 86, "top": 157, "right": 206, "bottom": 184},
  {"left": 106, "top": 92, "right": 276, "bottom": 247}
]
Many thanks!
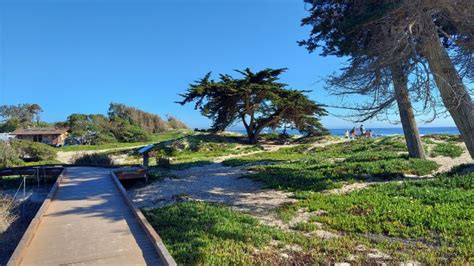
[
  {"left": 420, "top": 15, "right": 474, "bottom": 158},
  {"left": 247, "top": 132, "right": 258, "bottom": 144},
  {"left": 391, "top": 63, "right": 426, "bottom": 159}
]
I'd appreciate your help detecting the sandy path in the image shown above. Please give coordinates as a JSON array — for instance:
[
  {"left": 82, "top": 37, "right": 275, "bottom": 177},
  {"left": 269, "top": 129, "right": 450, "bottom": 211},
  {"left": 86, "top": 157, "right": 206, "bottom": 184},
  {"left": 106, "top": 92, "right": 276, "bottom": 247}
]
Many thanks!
[
  {"left": 56, "top": 145, "right": 144, "bottom": 164},
  {"left": 129, "top": 163, "right": 295, "bottom": 215},
  {"left": 128, "top": 139, "right": 347, "bottom": 218},
  {"left": 428, "top": 142, "right": 473, "bottom": 174}
]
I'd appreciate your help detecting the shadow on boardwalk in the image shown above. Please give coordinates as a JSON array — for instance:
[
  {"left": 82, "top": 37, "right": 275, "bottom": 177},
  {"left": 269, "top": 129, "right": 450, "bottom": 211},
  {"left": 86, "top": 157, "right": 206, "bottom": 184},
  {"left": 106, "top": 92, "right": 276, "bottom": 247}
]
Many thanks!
[{"left": 17, "top": 167, "right": 162, "bottom": 265}]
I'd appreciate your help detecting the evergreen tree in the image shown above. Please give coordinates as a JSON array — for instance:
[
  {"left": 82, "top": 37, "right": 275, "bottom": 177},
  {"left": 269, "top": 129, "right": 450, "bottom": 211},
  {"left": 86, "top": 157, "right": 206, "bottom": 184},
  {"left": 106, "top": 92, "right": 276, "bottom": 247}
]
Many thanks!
[{"left": 178, "top": 68, "right": 328, "bottom": 144}]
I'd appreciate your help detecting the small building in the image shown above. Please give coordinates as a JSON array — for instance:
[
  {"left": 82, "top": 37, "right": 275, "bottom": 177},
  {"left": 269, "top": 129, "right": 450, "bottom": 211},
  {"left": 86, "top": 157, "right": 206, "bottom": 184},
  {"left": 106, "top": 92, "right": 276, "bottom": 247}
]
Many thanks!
[{"left": 12, "top": 128, "right": 69, "bottom": 146}]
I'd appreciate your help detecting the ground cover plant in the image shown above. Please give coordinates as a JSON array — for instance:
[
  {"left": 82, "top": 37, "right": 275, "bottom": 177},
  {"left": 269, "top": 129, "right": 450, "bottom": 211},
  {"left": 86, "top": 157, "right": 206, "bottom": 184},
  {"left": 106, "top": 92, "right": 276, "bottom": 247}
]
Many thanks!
[
  {"left": 423, "top": 134, "right": 462, "bottom": 143},
  {"left": 152, "top": 133, "right": 264, "bottom": 169},
  {"left": 225, "top": 137, "right": 437, "bottom": 191},
  {"left": 143, "top": 201, "right": 384, "bottom": 265},
  {"left": 139, "top": 135, "right": 470, "bottom": 264},
  {"left": 430, "top": 143, "right": 464, "bottom": 158},
  {"left": 277, "top": 171, "right": 474, "bottom": 264}
]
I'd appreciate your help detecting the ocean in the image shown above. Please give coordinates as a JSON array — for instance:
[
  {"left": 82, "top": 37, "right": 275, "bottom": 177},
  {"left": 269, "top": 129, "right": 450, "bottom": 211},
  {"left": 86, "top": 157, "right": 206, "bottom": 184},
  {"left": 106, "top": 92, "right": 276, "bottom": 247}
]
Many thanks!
[{"left": 228, "top": 127, "right": 460, "bottom": 137}]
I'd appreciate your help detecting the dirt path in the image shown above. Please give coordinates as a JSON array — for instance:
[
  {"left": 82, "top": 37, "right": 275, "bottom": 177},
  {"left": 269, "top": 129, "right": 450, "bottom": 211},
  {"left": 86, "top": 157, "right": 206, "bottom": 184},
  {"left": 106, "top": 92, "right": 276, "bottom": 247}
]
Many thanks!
[
  {"left": 129, "top": 163, "right": 296, "bottom": 216},
  {"left": 129, "top": 139, "right": 347, "bottom": 221},
  {"left": 428, "top": 142, "right": 473, "bottom": 174},
  {"left": 56, "top": 145, "right": 143, "bottom": 164}
]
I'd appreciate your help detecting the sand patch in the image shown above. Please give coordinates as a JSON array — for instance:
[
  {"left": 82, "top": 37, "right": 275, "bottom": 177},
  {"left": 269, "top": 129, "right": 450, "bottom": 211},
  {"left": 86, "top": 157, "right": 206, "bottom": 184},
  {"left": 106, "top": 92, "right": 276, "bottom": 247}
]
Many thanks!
[{"left": 129, "top": 163, "right": 295, "bottom": 216}]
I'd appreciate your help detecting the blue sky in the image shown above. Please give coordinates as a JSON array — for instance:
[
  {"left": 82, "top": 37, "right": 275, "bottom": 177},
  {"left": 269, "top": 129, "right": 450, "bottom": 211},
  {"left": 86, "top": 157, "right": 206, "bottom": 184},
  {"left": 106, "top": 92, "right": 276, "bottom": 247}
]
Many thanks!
[{"left": 0, "top": 0, "right": 456, "bottom": 129}]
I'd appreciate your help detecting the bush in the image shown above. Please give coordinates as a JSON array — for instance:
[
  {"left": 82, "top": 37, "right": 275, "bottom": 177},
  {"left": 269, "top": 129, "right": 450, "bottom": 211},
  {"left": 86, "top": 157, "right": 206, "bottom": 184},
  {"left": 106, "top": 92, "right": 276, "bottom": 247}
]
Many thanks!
[
  {"left": 167, "top": 115, "right": 188, "bottom": 129},
  {"left": 11, "top": 140, "right": 57, "bottom": 162},
  {"left": 114, "top": 124, "right": 151, "bottom": 143},
  {"left": 73, "top": 153, "right": 113, "bottom": 166},
  {"left": 0, "top": 142, "right": 23, "bottom": 167},
  {"left": 91, "top": 132, "right": 117, "bottom": 145}
]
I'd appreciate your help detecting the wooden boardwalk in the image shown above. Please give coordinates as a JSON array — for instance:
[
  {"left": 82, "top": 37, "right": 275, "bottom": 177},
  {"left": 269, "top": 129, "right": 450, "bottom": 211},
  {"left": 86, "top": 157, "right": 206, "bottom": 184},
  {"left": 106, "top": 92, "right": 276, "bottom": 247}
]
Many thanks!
[{"left": 10, "top": 167, "right": 171, "bottom": 266}]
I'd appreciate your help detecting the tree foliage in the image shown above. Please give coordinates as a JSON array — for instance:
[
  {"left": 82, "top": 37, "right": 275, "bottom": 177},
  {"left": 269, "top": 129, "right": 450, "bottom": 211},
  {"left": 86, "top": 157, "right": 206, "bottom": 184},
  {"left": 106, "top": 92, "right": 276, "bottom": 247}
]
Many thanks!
[
  {"left": 300, "top": 0, "right": 474, "bottom": 158},
  {"left": 178, "top": 68, "right": 327, "bottom": 143},
  {"left": 109, "top": 103, "right": 187, "bottom": 133},
  {"left": 60, "top": 103, "right": 188, "bottom": 144},
  {"left": 0, "top": 104, "right": 44, "bottom": 132}
]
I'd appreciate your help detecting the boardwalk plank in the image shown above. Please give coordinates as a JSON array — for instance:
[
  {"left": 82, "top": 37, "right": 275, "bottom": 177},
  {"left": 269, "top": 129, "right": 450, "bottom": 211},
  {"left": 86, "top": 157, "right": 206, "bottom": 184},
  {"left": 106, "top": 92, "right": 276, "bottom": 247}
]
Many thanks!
[{"left": 18, "top": 167, "right": 162, "bottom": 266}]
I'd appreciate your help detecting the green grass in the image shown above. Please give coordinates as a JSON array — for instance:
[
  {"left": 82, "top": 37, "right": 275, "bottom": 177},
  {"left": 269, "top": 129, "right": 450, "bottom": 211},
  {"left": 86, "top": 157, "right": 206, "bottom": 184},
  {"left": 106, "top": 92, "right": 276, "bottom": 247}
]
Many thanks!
[
  {"left": 276, "top": 172, "right": 474, "bottom": 264},
  {"left": 57, "top": 130, "right": 191, "bottom": 151},
  {"left": 423, "top": 134, "right": 462, "bottom": 143},
  {"left": 431, "top": 143, "right": 464, "bottom": 158},
  {"left": 143, "top": 202, "right": 389, "bottom": 265},
  {"left": 152, "top": 133, "right": 264, "bottom": 169},
  {"left": 224, "top": 138, "right": 438, "bottom": 191},
  {"left": 245, "top": 157, "right": 438, "bottom": 191},
  {"left": 140, "top": 136, "right": 471, "bottom": 264}
]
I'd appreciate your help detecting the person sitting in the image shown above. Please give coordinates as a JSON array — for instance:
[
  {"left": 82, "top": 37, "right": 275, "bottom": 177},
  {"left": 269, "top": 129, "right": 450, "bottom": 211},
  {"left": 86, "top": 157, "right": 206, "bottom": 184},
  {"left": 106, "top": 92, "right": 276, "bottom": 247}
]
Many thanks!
[{"left": 366, "top": 129, "right": 373, "bottom": 138}]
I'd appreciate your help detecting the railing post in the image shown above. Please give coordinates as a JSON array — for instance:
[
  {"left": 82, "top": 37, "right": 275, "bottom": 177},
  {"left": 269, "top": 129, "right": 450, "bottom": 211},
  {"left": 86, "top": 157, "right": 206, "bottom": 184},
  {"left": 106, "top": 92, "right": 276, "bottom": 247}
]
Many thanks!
[{"left": 22, "top": 174, "right": 26, "bottom": 200}]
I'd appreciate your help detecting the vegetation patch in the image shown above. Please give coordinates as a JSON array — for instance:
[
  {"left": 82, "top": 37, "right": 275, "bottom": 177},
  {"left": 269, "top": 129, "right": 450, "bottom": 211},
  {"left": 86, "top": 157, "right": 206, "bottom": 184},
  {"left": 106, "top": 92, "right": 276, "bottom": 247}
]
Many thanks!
[
  {"left": 144, "top": 201, "right": 384, "bottom": 265},
  {"left": 11, "top": 140, "right": 57, "bottom": 162},
  {"left": 430, "top": 143, "right": 464, "bottom": 158},
  {"left": 58, "top": 130, "right": 189, "bottom": 152},
  {"left": 225, "top": 138, "right": 437, "bottom": 191},
  {"left": 423, "top": 134, "right": 462, "bottom": 143},
  {"left": 152, "top": 133, "right": 263, "bottom": 169},
  {"left": 277, "top": 172, "right": 474, "bottom": 264},
  {"left": 73, "top": 153, "right": 114, "bottom": 166}
]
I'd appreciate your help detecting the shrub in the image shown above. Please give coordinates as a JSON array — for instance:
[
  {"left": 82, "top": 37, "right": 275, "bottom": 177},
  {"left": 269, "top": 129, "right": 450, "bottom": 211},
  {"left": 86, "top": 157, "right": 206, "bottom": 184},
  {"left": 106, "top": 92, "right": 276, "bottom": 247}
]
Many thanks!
[
  {"left": 166, "top": 115, "right": 188, "bottom": 129},
  {"left": 0, "top": 142, "right": 23, "bottom": 168},
  {"left": 11, "top": 140, "right": 57, "bottom": 162},
  {"left": 114, "top": 124, "right": 151, "bottom": 143},
  {"left": 73, "top": 153, "right": 113, "bottom": 166},
  {"left": 91, "top": 132, "right": 117, "bottom": 145}
]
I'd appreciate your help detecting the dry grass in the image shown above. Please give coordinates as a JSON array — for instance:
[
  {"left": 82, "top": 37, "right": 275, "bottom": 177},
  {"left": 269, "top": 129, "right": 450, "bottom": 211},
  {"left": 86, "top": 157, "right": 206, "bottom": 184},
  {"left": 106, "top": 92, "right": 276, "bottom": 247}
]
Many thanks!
[{"left": 0, "top": 196, "right": 17, "bottom": 234}]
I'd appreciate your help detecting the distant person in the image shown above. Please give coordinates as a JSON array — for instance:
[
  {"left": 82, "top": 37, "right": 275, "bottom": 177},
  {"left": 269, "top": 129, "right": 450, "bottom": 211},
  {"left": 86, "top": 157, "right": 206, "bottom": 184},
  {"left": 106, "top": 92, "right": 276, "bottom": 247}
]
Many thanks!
[
  {"left": 360, "top": 124, "right": 365, "bottom": 135},
  {"left": 344, "top": 130, "right": 349, "bottom": 139},
  {"left": 366, "top": 129, "right": 373, "bottom": 138},
  {"left": 349, "top": 127, "right": 356, "bottom": 140}
]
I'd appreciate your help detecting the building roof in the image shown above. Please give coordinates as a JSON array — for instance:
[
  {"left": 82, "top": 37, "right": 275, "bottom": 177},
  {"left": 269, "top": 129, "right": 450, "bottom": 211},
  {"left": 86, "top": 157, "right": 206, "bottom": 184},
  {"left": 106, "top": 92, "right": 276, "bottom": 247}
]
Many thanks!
[{"left": 12, "top": 127, "right": 69, "bottom": 136}]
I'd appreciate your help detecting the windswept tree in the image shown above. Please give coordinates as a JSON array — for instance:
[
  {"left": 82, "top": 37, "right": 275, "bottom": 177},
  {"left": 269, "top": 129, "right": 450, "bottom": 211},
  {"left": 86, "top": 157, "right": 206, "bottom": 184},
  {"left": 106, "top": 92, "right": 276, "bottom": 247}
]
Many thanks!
[
  {"left": 178, "top": 68, "right": 328, "bottom": 144},
  {"left": 300, "top": 0, "right": 474, "bottom": 158}
]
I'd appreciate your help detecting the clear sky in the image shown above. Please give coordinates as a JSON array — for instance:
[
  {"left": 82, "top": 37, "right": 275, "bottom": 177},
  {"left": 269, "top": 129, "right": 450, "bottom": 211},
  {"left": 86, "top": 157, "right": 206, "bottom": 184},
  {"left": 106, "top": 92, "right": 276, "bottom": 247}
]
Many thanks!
[{"left": 0, "top": 0, "right": 456, "bottom": 129}]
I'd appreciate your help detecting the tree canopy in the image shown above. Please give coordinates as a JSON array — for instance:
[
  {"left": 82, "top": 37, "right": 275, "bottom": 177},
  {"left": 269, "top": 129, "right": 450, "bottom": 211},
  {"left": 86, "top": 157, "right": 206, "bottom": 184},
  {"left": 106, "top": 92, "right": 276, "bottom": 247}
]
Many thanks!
[
  {"left": 178, "top": 68, "right": 328, "bottom": 143},
  {"left": 0, "top": 104, "right": 44, "bottom": 132},
  {"left": 300, "top": 0, "right": 474, "bottom": 158},
  {"left": 59, "top": 103, "right": 188, "bottom": 144}
]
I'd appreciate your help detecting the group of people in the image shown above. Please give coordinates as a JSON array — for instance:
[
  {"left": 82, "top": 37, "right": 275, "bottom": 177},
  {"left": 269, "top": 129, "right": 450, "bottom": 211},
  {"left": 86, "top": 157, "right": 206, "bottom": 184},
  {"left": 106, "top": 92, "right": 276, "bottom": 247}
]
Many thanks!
[{"left": 345, "top": 124, "right": 373, "bottom": 139}]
